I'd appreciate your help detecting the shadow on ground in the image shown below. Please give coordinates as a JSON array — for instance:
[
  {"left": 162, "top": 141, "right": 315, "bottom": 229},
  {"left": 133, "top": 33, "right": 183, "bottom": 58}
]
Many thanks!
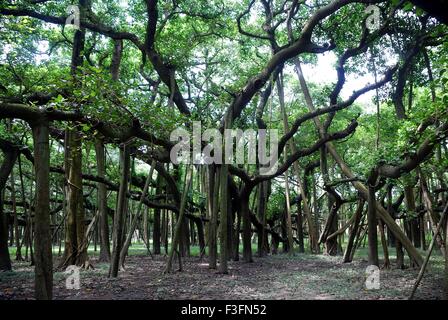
[{"left": 0, "top": 253, "right": 444, "bottom": 300}]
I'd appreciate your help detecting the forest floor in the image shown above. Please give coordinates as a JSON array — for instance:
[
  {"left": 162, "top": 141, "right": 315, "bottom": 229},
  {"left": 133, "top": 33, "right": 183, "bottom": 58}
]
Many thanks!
[{"left": 0, "top": 245, "right": 445, "bottom": 300}]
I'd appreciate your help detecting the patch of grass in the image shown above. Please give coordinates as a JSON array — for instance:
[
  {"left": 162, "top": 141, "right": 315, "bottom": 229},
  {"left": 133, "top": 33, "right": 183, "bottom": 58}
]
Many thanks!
[
  {"left": 0, "top": 269, "right": 34, "bottom": 282},
  {"left": 267, "top": 245, "right": 445, "bottom": 300}
]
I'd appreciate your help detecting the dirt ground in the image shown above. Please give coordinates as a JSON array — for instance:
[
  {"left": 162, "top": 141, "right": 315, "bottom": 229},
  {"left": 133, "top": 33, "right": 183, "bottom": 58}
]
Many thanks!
[{"left": 0, "top": 253, "right": 445, "bottom": 300}]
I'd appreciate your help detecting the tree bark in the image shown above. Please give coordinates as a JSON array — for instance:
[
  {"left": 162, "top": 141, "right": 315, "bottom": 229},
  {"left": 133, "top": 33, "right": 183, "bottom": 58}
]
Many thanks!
[
  {"left": 60, "top": 127, "right": 89, "bottom": 268},
  {"left": 152, "top": 175, "right": 162, "bottom": 254},
  {"left": 219, "top": 164, "right": 229, "bottom": 273},
  {"left": 283, "top": 169, "right": 294, "bottom": 254},
  {"left": 95, "top": 138, "right": 110, "bottom": 262},
  {"left": 196, "top": 217, "right": 205, "bottom": 255},
  {"left": 18, "top": 155, "right": 32, "bottom": 263},
  {"left": 165, "top": 165, "right": 193, "bottom": 273},
  {"left": 321, "top": 148, "right": 337, "bottom": 256},
  {"left": 111, "top": 39, "right": 123, "bottom": 81},
  {"left": 343, "top": 199, "right": 365, "bottom": 263},
  {"left": 208, "top": 165, "right": 218, "bottom": 268},
  {"left": 256, "top": 182, "right": 268, "bottom": 256},
  {"left": 378, "top": 220, "right": 390, "bottom": 268},
  {"left": 240, "top": 190, "right": 253, "bottom": 263},
  {"left": 32, "top": 121, "right": 53, "bottom": 300},
  {"left": 59, "top": 0, "right": 90, "bottom": 270},
  {"left": 109, "top": 143, "right": 131, "bottom": 277},
  {"left": 296, "top": 197, "right": 305, "bottom": 253},
  {"left": 367, "top": 178, "right": 379, "bottom": 267},
  {"left": 419, "top": 169, "right": 445, "bottom": 256},
  {"left": 445, "top": 204, "right": 448, "bottom": 299},
  {"left": 233, "top": 208, "right": 241, "bottom": 261},
  {"left": 10, "top": 166, "right": 22, "bottom": 261},
  {"left": 0, "top": 143, "right": 18, "bottom": 271}
]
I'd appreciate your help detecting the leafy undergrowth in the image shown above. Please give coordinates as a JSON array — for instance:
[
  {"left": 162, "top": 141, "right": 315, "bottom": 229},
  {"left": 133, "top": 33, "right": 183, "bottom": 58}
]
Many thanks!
[{"left": 0, "top": 252, "right": 444, "bottom": 300}]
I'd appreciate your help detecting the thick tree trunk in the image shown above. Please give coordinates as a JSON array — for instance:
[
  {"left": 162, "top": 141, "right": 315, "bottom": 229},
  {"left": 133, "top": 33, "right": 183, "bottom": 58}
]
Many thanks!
[
  {"left": 152, "top": 176, "right": 162, "bottom": 254},
  {"left": 219, "top": 110, "right": 231, "bottom": 271},
  {"left": 32, "top": 121, "right": 53, "bottom": 300},
  {"left": 0, "top": 144, "right": 17, "bottom": 271},
  {"left": 321, "top": 148, "right": 338, "bottom": 256},
  {"left": 226, "top": 197, "right": 233, "bottom": 260},
  {"left": 378, "top": 220, "right": 390, "bottom": 268},
  {"left": 179, "top": 216, "right": 190, "bottom": 257},
  {"left": 189, "top": 220, "right": 195, "bottom": 246},
  {"left": 319, "top": 185, "right": 343, "bottom": 256},
  {"left": 256, "top": 181, "right": 269, "bottom": 257},
  {"left": 143, "top": 207, "right": 150, "bottom": 253},
  {"left": 405, "top": 186, "right": 421, "bottom": 249},
  {"left": 196, "top": 218, "right": 205, "bottom": 255},
  {"left": 367, "top": 181, "right": 379, "bottom": 267},
  {"left": 270, "top": 221, "right": 279, "bottom": 254},
  {"left": 165, "top": 166, "right": 193, "bottom": 273},
  {"left": 404, "top": 184, "right": 420, "bottom": 268},
  {"left": 232, "top": 209, "right": 241, "bottom": 261},
  {"left": 283, "top": 170, "right": 294, "bottom": 254},
  {"left": 17, "top": 156, "right": 28, "bottom": 260},
  {"left": 153, "top": 207, "right": 161, "bottom": 255},
  {"left": 420, "top": 215, "right": 426, "bottom": 251},
  {"left": 95, "top": 138, "right": 110, "bottom": 263},
  {"left": 219, "top": 164, "right": 229, "bottom": 273},
  {"left": 296, "top": 198, "right": 305, "bottom": 253},
  {"left": 281, "top": 209, "right": 288, "bottom": 253},
  {"left": 18, "top": 155, "right": 33, "bottom": 264},
  {"left": 73, "top": 130, "right": 88, "bottom": 267},
  {"left": 10, "top": 167, "right": 22, "bottom": 261},
  {"left": 201, "top": 167, "right": 209, "bottom": 246},
  {"left": 208, "top": 165, "right": 219, "bottom": 268},
  {"left": 445, "top": 206, "right": 448, "bottom": 299},
  {"left": 163, "top": 209, "right": 168, "bottom": 255},
  {"left": 320, "top": 198, "right": 340, "bottom": 256},
  {"left": 0, "top": 192, "right": 11, "bottom": 271},
  {"left": 109, "top": 143, "right": 131, "bottom": 277},
  {"left": 160, "top": 210, "right": 166, "bottom": 254},
  {"left": 60, "top": 127, "right": 89, "bottom": 268},
  {"left": 59, "top": 0, "right": 90, "bottom": 269},
  {"left": 396, "top": 236, "right": 405, "bottom": 269}
]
